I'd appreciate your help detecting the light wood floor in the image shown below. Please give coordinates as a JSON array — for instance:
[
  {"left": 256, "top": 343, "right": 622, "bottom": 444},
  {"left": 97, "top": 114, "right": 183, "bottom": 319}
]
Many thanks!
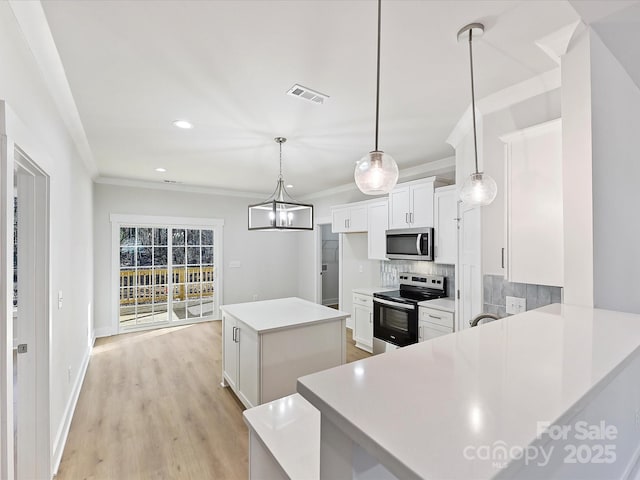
[{"left": 56, "top": 321, "right": 370, "bottom": 479}]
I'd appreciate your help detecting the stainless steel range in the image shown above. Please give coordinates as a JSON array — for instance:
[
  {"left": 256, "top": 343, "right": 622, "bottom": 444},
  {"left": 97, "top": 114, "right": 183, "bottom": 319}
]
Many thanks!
[{"left": 372, "top": 272, "right": 447, "bottom": 354}]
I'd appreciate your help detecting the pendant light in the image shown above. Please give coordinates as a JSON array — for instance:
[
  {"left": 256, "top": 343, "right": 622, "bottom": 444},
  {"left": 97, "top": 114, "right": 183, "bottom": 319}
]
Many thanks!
[
  {"left": 248, "top": 137, "right": 314, "bottom": 231},
  {"left": 354, "top": 0, "right": 399, "bottom": 195},
  {"left": 458, "top": 23, "right": 497, "bottom": 207}
]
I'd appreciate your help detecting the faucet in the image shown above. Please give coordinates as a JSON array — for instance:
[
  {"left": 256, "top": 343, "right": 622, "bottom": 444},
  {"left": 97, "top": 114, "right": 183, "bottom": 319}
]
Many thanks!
[{"left": 469, "top": 313, "right": 500, "bottom": 327}]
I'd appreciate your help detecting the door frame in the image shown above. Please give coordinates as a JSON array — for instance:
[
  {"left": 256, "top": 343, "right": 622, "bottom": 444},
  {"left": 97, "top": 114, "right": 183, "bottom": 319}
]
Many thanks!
[
  {"left": 0, "top": 102, "right": 51, "bottom": 479},
  {"left": 313, "top": 216, "right": 334, "bottom": 305}
]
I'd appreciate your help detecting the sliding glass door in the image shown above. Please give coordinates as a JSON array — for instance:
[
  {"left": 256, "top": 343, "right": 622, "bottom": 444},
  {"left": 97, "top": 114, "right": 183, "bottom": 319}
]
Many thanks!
[{"left": 114, "top": 217, "right": 222, "bottom": 331}]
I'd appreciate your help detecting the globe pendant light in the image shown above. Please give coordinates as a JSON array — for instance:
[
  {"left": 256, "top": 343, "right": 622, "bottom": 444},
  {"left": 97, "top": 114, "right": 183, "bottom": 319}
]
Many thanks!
[
  {"left": 458, "top": 23, "right": 497, "bottom": 207},
  {"left": 354, "top": 0, "right": 399, "bottom": 195},
  {"left": 248, "top": 137, "right": 314, "bottom": 231}
]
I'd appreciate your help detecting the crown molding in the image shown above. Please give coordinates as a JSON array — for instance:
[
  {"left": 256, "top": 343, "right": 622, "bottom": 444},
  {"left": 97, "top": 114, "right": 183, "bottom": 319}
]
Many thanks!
[
  {"left": 299, "top": 156, "right": 455, "bottom": 201},
  {"left": 94, "top": 176, "right": 267, "bottom": 199},
  {"left": 9, "top": 0, "right": 99, "bottom": 178},
  {"left": 446, "top": 68, "right": 561, "bottom": 149}
]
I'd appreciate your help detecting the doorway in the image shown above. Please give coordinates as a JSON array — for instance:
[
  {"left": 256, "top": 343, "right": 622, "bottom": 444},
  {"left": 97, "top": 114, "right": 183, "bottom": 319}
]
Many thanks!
[
  {"left": 319, "top": 224, "right": 339, "bottom": 308},
  {"left": 9, "top": 148, "right": 50, "bottom": 480}
]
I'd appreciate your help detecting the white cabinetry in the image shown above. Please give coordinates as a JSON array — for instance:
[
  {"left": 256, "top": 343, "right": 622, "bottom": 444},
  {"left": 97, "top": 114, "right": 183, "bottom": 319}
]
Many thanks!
[
  {"left": 501, "top": 119, "right": 563, "bottom": 287},
  {"left": 367, "top": 200, "right": 388, "bottom": 260},
  {"left": 332, "top": 204, "right": 367, "bottom": 233},
  {"left": 418, "top": 306, "right": 454, "bottom": 342},
  {"left": 433, "top": 185, "right": 458, "bottom": 265},
  {"left": 221, "top": 298, "right": 348, "bottom": 409},
  {"left": 223, "top": 313, "right": 260, "bottom": 407},
  {"left": 388, "top": 177, "right": 448, "bottom": 230},
  {"left": 352, "top": 292, "right": 373, "bottom": 353}
]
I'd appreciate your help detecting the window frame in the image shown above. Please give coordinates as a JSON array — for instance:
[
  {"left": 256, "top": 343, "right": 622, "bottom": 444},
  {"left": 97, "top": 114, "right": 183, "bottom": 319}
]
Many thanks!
[{"left": 110, "top": 214, "right": 224, "bottom": 334}]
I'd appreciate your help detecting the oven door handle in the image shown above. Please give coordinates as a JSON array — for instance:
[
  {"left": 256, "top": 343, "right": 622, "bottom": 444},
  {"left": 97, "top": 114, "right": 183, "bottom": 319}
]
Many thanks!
[
  {"left": 374, "top": 298, "right": 416, "bottom": 310},
  {"left": 416, "top": 234, "right": 422, "bottom": 255}
]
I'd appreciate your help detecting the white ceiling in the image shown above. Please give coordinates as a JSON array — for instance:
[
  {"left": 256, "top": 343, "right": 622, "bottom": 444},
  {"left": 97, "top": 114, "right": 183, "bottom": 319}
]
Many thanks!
[{"left": 40, "top": 0, "right": 587, "bottom": 197}]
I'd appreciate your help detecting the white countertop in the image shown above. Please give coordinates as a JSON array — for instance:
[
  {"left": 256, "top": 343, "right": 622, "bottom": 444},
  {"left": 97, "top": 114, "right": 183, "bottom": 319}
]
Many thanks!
[
  {"left": 243, "top": 393, "right": 319, "bottom": 480},
  {"left": 352, "top": 286, "right": 392, "bottom": 297},
  {"left": 220, "top": 297, "right": 349, "bottom": 333},
  {"left": 418, "top": 297, "right": 455, "bottom": 312},
  {"left": 297, "top": 304, "right": 640, "bottom": 479}
]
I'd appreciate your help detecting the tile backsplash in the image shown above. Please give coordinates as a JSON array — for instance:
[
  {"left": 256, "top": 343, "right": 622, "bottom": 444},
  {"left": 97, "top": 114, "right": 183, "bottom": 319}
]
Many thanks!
[
  {"left": 483, "top": 274, "right": 562, "bottom": 318},
  {"left": 380, "top": 261, "right": 455, "bottom": 298}
]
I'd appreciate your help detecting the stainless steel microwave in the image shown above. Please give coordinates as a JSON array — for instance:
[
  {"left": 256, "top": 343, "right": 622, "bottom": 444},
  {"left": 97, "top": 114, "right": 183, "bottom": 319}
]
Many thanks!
[{"left": 385, "top": 227, "right": 433, "bottom": 261}]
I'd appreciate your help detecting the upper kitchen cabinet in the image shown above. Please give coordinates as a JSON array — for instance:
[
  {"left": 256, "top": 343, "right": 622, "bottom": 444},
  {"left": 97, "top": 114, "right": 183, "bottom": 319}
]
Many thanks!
[
  {"left": 388, "top": 177, "right": 449, "bottom": 230},
  {"left": 501, "top": 119, "right": 563, "bottom": 287},
  {"left": 434, "top": 185, "right": 458, "bottom": 265},
  {"left": 367, "top": 199, "right": 388, "bottom": 260},
  {"left": 331, "top": 204, "right": 367, "bottom": 233}
]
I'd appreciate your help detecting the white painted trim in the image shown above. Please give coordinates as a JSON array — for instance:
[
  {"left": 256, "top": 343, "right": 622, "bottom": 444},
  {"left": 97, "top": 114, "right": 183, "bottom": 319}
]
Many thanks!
[
  {"left": 499, "top": 117, "right": 562, "bottom": 143},
  {"left": 7, "top": 1, "right": 98, "bottom": 178},
  {"left": 447, "top": 69, "right": 561, "bottom": 149},
  {"left": 109, "top": 213, "right": 224, "bottom": 227},
  {"left": 314, "top": 216, "right": 332, "bottom": 305},
  {"left": 95, "top": 176, "right": 266, "bottom": 200},
  {"left": 51, "top": 346, "right": 90, "bottom": 476},
  {"left": 534, "top": 21, "right": 582, "bottom": 65}
]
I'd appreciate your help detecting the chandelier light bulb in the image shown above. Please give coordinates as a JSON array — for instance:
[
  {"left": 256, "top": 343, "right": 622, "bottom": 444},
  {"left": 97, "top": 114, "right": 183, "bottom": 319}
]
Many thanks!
[{"left": 355, "top": 151, "right": 399, "bottom": 195}]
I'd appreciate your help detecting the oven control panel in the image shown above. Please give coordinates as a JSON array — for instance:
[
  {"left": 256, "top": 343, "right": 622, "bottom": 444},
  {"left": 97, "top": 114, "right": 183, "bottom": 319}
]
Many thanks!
[{"left": 398, "top": 272, "right": 445, "bottom": 291}]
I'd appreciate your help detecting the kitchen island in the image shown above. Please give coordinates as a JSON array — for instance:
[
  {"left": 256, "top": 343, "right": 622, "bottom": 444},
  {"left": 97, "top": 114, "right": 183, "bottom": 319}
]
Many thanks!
[
  {"left": 221, "top": 297, "right": 349, "bottom": 409},
  {"left": 297, "top": 303, "right": 640, "bottom": 479}
]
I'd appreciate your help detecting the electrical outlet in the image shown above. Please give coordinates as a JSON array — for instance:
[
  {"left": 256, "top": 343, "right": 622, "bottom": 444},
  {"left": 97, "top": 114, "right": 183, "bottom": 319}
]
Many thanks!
[
  {"left": 506, "top": 296, "right": 526, "bottom": 314},
  {"left": 358, "top": 264, "right": 364, "bottom": 273}
]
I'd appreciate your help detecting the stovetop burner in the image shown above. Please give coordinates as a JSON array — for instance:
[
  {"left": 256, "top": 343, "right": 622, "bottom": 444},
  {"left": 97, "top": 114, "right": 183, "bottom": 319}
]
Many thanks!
[{"left": 374, "top": 272, "right": 447, "bottom": 305}]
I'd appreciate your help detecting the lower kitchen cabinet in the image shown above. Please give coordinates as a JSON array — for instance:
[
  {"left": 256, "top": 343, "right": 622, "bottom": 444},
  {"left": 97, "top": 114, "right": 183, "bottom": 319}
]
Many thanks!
[
  {"left": 418, "top": 306, "right": 454, "bottom": 342},
  {"left": 353, "top": 292, "right": 373, "bottom": 353},
  {"left": 221, "top": 298, "right": 348, "bottom": 409}
]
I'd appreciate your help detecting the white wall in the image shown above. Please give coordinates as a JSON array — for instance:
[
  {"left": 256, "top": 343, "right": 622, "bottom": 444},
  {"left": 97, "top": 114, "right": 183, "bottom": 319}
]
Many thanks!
[
  {"left": 590, "top": 32, "right": 640, "bottom": 314},
  {"left": 0, "top": 1, "right": 94, "bottom": 473},
  {"left": 93, "top": 183, "right": 301, "bottom": 334},
  {"left": 561, "top": 29, "right": 594, "bottom": 307},
  {"left": 482, "top": 89, "right": 561, "bottom": 275}
]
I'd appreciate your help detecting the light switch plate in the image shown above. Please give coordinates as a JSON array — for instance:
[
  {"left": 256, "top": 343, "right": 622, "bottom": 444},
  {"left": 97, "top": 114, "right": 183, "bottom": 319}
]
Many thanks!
[{"left": 506, "top": 296, "right": 526, "bottom": 314}]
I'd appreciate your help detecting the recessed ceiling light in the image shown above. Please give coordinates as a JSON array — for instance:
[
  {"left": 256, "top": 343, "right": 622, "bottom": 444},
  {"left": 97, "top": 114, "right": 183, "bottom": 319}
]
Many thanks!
[
  {"left": 286, "top": 184, "right": 294, "bottom": 188},
  {"left": 155, "top": 167, "right": 167, "bottom": 172},
  {"left": 172, "top": 120, "right": 193, "bottom": 129}
]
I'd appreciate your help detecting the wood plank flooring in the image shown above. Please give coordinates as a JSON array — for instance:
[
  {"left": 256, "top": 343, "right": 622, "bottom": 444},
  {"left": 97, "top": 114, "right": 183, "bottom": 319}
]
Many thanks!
[{"left": 56, "top": 321, "right": 370, "bottom": 480}]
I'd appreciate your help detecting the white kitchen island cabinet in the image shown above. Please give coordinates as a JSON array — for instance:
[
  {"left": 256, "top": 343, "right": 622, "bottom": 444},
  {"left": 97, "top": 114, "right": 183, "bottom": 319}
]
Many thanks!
[{"left": 221, "top": 297, "right": 349, "bottom": 409}]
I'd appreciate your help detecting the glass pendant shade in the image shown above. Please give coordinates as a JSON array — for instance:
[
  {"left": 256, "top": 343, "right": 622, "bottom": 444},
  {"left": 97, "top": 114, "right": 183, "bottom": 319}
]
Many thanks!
[
  {"left": 459, "top": 172, "right": 497, "bottom": 207},
  {"left": 354, "top": 150, "right": 399, "bottom": 195}
]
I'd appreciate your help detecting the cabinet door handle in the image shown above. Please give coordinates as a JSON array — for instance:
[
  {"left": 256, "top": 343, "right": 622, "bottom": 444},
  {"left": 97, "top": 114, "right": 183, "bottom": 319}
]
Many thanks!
[
  {"left": 428, "top": 314, "right": 442, "bottom": 320},
  {"left": 405, "top": 213, "right": 409, "bottom": 224},
  {"left": 410, "top": 212, "right": 413, "bottom": 224},
  {"left": 419, "top": 325, "right": 423, "bottom": 340},
  {"left": 501, "top": 247, "right": 505, "bottom": 269},
  {"left": 232, "top": 326, "right": 236, "bottom": 342}
]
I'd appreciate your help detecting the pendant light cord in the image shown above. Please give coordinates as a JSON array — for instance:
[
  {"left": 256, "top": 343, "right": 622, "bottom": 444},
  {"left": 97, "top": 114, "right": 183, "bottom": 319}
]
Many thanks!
[
  {"left": 469, "top": 29, "right": 480, "bottom": 175},
  {"left": 374, "top": 0, "right": 381, "bottom": 152},
  {"left": 278, "top": 140, "right": 283, "bottom": 180}
]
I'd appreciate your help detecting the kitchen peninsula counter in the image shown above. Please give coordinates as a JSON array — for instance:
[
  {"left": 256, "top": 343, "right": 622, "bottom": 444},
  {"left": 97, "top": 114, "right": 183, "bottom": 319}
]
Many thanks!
[
  {"left": 297, "top": 304, "right": 640, "bottom": 479},
  {"left": 221, "top": 297, "right": 349, "bottom": 409}
]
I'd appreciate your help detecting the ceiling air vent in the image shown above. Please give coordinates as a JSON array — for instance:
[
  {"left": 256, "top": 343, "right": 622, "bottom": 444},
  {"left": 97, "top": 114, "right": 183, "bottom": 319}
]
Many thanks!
[{"left": 286, "top": 84, "right": 329, "bottom": 104}]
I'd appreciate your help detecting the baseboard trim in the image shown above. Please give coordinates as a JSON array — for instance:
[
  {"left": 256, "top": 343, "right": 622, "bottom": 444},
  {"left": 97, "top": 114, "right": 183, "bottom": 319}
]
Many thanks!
[
  {"left": 51, "top": 346, "right": 91, "bottom": 476},
  {"left": 322, "top": 298, "right": 339, "bottom": 306}
]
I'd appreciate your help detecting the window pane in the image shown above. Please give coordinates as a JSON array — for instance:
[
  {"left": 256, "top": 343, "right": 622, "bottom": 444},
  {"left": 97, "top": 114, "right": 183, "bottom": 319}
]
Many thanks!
[
  {"left": 172, "top": 301, "right": 186, "bottom": 320},
  {"left": 173, "top": 283, "right": 186, "bottom": 302},
  {"left": 154, "top": 228, "right": 167, "bottom": 246},
  {"left": 137, "top": 247, "right": 152, "bottom": 267},
  {"left": 120, "top": 247, "right": 135, "bottom": 267},
  {"left": 201, "top": 247, "right": 213, "bottom": 265},
  {"left": 153, "top": 303, "right": 169, "bottom": 322},
  {"left": 137, "top": 286, "right": 153, "bottom": 306},
  {"left": 137, "top": 269, "right": 152, "bottom": 286},
  {"left": 187, "top": 247, "right": 200, "bottom": 265},
  {"left": 202, "top": 282, "right": 214, "bottom": 299},
  {"left": 172, "top": 267, "right": 186, "bottom": 285},
  {"left": 186, "top": 267, "right": 200, "bottom": 283},
  {"left": 154, "top": 284, "right": 168, "bottom": 303},
  {"left": 201, "top": 229, "right": 213, "bottom": 245},
  {"left": 120, "top": 227, "right": 136, "bottom": 246},
  {"left": 120, "top": 268, "right": 136, "bottom": 287},
  {"left": 153, "top": 267, "right": 168, "bottom": 285},
  {"left": 119, "top": 306, "right": 136, "bottom": 327},
  {"left": 153, "top": 247, "right": 167, "bottom": 266},
  {"left": 172, "top": 228, "right": 185, "bottom": 246},
  {"left": 187, "top": 229, "right": 200, "bottom": 246},
  {"left": 120, "top": 287, "right": 136, "bottom": 306},
  {"left": 137, "top": 228, "right": 152, "bottom": 246},
  {"left": 202, "top": 266, "right": 214, "bottom": 283},
  {"left": 172, "top": 247, "right": 185, "bottom": 266},
  {"left": 187, "top": 300, "right": 201, "bottom": 318}
]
